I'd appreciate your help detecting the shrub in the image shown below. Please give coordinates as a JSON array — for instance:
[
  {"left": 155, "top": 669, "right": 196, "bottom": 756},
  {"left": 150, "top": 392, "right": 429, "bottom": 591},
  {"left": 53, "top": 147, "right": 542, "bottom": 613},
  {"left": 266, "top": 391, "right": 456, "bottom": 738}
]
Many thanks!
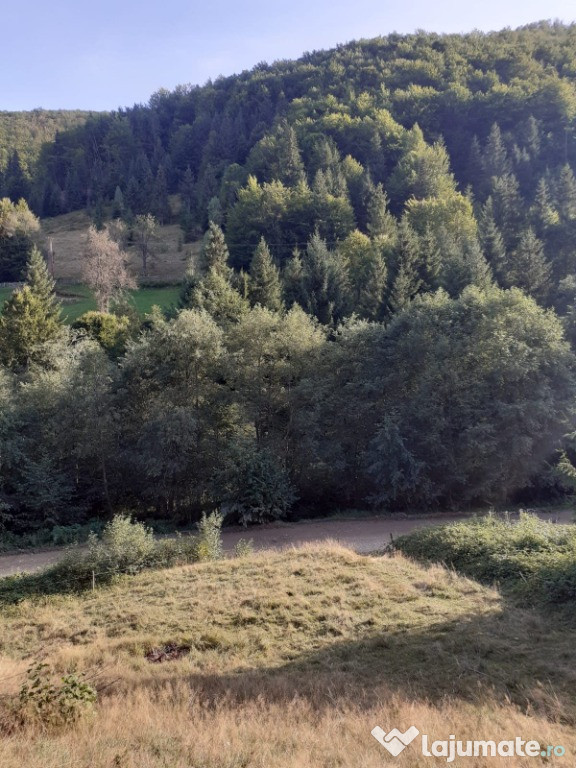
[
  {"left": 48, "top": 515, "right": 156, "bottom": 589},
  {"left": 17, "top": 662, "right": 97, "bottom": 729},
  {"left": 393, "top": 512, "right": 576, "bottom": 605},
  {"left": 72, "top": 311, "right": 130, "bottom": 356},
  {"left": 150, "top": 533, "right": 199, "bottom": 568},
  {"left": 0, "top": 514, "right": 224, "bottom": 602},
  {"left": 234, "top": 538, "right": 255, "bottom": 558},
  {"left": 195, "top": 511, "right": 224, "bottom": 561},
  {"left": 223, "top": 446, "right": 297, "bottom": 525}
]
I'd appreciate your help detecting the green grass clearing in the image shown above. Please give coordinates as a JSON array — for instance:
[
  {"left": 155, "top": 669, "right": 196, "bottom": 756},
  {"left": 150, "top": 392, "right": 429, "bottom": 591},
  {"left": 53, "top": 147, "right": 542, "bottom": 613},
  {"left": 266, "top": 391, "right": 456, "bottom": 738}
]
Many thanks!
[{"left": 0, "top": 284, "right": 181, "bottom": 322}]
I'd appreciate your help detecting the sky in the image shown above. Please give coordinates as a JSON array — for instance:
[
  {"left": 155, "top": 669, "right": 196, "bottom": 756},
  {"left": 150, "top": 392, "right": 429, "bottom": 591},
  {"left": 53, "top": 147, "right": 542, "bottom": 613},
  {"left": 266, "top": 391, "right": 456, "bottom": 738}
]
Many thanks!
[{"left": 3, "top": 0, "right": 576, "bottom": 111}]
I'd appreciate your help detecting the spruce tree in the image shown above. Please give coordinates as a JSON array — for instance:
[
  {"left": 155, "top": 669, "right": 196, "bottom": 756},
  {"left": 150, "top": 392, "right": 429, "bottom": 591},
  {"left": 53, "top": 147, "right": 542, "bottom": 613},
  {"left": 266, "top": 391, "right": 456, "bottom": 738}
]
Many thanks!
[
  {"left": 178, "top": 260, "right": 200, "bottom": 310},
  {"left": 200, "top": 221, "right": 231, "bottom": 276},
  {"left": 276, "top": 121, "right": 306, "bottom": 186},
  {"left": 339, "top": 230, "right": 387, "bottom": 320},
  {"left": 367, "top": 184, "right": 397, "bottom": 241},
  {"left": 282, "top": 249, "right": 305, "bottom": 308},
  {"left": 151, "top": 165, "right": 170, "bottom": 224},
  {"left": 483, "top": 123, "right": 510, "bottom": 181},
  {"left": 532, "top": 177, "right": 559, "bottom": 234},
  {"left": 461, "top": 238, "right": 493, "bottom": 292},
  {"left": 479, "top": 198, "right": 508, "bottom": 284},
  {"left": 508, "top": 228, "right": 551, "bottom": 303},
  {"left": 555, "top": 164, "right": 576, "bottom": 222},
  {"left": 25, "top": 246, "right": 63, "bottom": 325},
  {"left": 112, "top": 186, "right": 125, "bottom": 218},
  {"left": 491, "top": 172, "right": 523, "bottom": 245},
  {"left": 180, "top": 166, "right": 195, "bottom": 215},
  {"left": 419, "top": 225, "right": 442, "bottom": 291},
  {"left": 190, "top": 267, "right": 249, "bottom": 326},
  {"left": 387, "top": 219, "right": 422, "bottom": 315},
  {"left": 301, "top": 232, "right": 348, "bottom": 325},
  {"left": 249, "top": 237, "right": 284, "bottom": 312},
  {"left": 0, "top": 285, "right": 61, "bottom": 370},
  {"left": 467, "top": 135, "right": 484, "bottom": 189},
  {"left": 207, "top": 196, "right": 223, "bottom": 226}
]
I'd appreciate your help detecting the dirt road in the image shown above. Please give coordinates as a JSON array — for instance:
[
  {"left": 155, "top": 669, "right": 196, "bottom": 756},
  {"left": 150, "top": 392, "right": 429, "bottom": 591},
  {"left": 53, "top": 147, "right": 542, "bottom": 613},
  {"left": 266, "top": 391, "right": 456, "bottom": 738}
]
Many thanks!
[{"left": 0, "top": 509, "right": 573, "bottom": 578}]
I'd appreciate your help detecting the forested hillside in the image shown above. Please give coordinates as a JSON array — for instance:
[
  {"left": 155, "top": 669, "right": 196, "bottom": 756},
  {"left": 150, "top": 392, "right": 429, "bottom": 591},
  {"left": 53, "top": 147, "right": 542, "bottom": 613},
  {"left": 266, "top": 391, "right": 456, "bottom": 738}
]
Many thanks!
[
  {"left": 4, "top": 24, "right": 576, "bottom": 311},
  {"left": 0, "top": 110, "right": 97, "bottom": 201},
  {"left": 2, "top": 22, "right": 576, "bottom": 536}
]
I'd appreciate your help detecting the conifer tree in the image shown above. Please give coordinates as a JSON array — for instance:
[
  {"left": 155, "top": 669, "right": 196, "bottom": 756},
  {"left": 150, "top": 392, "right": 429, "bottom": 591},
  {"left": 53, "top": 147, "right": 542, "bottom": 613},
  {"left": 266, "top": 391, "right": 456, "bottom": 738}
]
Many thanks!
[
  {"left": 112, "top": 186, "right": 125, "bottom": 218},
  {"left": 25, "top": 246, "right": 62, "bottom": 325},
  {"left": 491, "top": 173, "right": 523, "bottom": 245},
  {"left": 200, "top": 221, "right": 231, "bottom": 275},
  {"left": 178, "top": 260, "right": 200, "bottom": 310},
  {"left": 151, "top": 165, "right": 170, "bottom": 224},
  {"left": 339, "top": 230, "right": 387, "bottom": 320},
  {"left": 190, "top": 267, "right": 249, "bottom": 326},
  {"left": 301, "top": 231, "right": 348, "bottom": 326},
  {"left": 0, "top": 286, "right": 61, "bottom": 370},
  {"left": 276, "top": 120, "right": 306, "bottom": 186},
  {"left": 532, "top": 177, "right": 559, "bottom": 234},
  {"left": 555, "top": 164, "right": 576, "bottom": 222},
  {"left": 387, "top": 219, "right": 422, "bottom": 315},
  {"left": 367, "top": 184, "right": 397, "bottom": 241},
  {"left": 207, "top": 196, "right": 223, "bottom": 226},
  {"left": 508, "top": 228, "right": 551, "bottom": 302},
  {"left": 282, "top": 249, "right": 305, "bottom": 308},
  {"left": 479, "top": 198, "right": 508, "bottom": 284},
  {"left": 417, "top": 225, "right": 442, "bottom": 291},
  {"left": 179, "top": 166, "right": 195, "bottom": 215},
  {"left": 249, "top": 237, "right": 284, "bottom": 312},
  {"left": 467, "top": 135, "right": 484, "bottom": 189},
  {"left": 483, "top": 123, "right": 510, "bottom": 181}
]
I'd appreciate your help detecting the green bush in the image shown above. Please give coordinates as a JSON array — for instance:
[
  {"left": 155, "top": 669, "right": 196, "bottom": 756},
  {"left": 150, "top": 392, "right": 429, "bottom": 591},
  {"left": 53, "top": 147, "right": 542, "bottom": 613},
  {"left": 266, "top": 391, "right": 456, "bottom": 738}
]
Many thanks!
[
  {"left": 150, "top": 533, "right": 199, "bottom": 568},
  {"left": 393, "top": 513, "right": 576, "bottom": 605},
  {"left": 234, "top": 538, "right": 255, "bottom": 558},
  {"left": 72, "top": 311, "right": 130, "bottom": 356},
  {"left": 0, "top": 514, "right": 226, "bottom": 603},
  {"left": 17, "top": 662, "right": 97, "bottom": 729},
  {"left": 55, "top": 514, "right": 156, "bottom": 584},
  {"left": 195, "top": 511, "right": 224, "bottom": 561},
  {"left": 0, "top": 514, "right": 226, "bottom": 602},
  {"left": 223, "top": 446, "right": 297, "bottom": 525}
]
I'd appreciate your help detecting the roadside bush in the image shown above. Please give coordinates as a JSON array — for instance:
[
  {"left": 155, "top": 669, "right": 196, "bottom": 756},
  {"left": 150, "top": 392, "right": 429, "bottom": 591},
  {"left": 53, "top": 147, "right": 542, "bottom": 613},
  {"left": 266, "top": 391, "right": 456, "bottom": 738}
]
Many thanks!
[
  {"left": 195, "top": 511, "right": 224, "bottom": 561},
  {"left": 0, "top": 521, "right": 106, "bottom": 552},
  {"left": 150, "top": 533, "right": 199, "bottom": 568},
  {"left": 0, "top": 513, "right": 226, "bottom": 602},
  {"left": 222, "top": 446, "right": 297, "bottom": 525},
  {"left": 393, "top": 512, "right": 576, "bottom": 605},
  {"left": 234, "top": 538, "right": 255, "bottom": 558},
  {"left": 55, "top": 514, "right": 156, "bottom": 585}
]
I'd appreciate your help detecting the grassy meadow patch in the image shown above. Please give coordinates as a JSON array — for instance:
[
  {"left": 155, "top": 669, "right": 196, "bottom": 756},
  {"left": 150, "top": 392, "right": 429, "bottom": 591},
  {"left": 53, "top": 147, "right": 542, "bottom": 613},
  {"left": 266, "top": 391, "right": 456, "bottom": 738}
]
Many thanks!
[
  {"left": 0, "top": 283, "right": 181, "bottom": 322},
  {"left": 1, "top": 544, "right": 576, "bottom": 766}
]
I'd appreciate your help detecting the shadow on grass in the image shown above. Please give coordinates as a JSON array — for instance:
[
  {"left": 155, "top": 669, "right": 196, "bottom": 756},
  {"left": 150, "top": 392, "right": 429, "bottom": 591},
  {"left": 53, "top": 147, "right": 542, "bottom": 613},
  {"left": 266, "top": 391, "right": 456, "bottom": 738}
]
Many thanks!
[
  {"left": 116, "top": 605, "right": 576, "bottom": 726},
  {"left": 0, "top": 567, "right": 97, "bottom": 603}
]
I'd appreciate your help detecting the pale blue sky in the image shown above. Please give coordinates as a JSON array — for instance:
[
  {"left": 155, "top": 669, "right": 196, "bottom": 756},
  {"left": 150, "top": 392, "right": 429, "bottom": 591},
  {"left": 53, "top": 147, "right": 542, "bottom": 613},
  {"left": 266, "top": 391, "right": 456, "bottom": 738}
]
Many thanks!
[{"left": 3, "top": 0, "right": 575, "bottom": 111}]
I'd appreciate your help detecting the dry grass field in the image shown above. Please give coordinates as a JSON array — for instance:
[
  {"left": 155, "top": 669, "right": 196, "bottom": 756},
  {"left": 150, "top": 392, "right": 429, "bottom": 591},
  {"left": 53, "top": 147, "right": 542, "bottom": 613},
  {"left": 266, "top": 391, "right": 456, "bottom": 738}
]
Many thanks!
[
  {"left": 1, "top": 543, "right": 575, "bottom": 767},
  {"left": 41, "top": 210, "right": 200, "bottom": 283}
]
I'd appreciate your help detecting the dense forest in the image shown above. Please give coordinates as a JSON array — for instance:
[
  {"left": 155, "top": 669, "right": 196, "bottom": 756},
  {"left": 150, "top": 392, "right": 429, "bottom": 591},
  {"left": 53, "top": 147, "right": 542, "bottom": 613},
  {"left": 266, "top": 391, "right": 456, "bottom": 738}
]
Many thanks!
[
  {"left": 2, "top": 22, "right": 576, "bottom": 535},
  {"left": 0, "top": 110, "right": 96, "bottom": 199}
]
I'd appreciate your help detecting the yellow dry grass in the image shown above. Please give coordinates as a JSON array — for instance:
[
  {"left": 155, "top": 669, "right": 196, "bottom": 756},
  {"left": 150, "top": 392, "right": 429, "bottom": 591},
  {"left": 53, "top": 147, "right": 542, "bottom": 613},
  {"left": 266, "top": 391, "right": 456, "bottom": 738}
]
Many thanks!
[
  {"left": 41, "top": 211, "right": 199, "bottom": 283},
  {"left": 0, "top": 544, "right": 575, "bottom": 767}
]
